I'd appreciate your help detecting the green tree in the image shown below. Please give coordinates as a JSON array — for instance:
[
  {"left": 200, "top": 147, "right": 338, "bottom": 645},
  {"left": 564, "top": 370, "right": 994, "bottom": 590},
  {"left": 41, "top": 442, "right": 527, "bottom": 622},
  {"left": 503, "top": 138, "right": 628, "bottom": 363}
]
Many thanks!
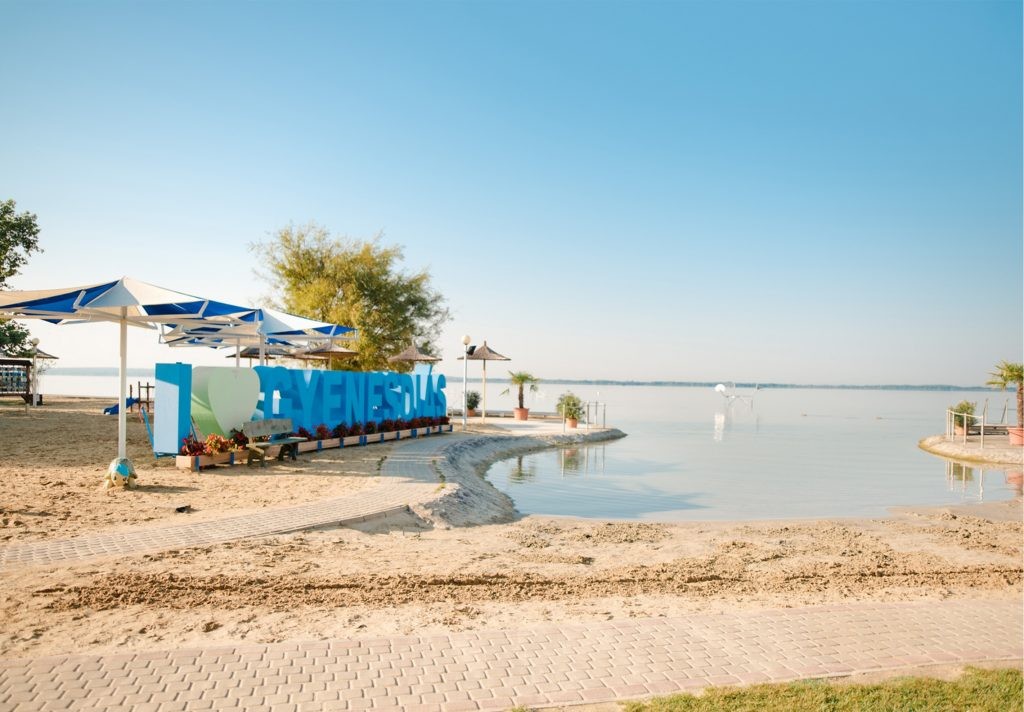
[
  {"left": 502, "top": 371, "right": 540, "bottom": 409},
  {"left": 0, "top": 321, "right": 33, "bottom": 356},
  {"left": 987, "top": 361, "right": 1024, "bottom": 427},
  {"left": 0, "top": 200, "right": 42, "bottom": 356},
  {"left": 254, "top": 222, "right": 450, "bottom": 372}
]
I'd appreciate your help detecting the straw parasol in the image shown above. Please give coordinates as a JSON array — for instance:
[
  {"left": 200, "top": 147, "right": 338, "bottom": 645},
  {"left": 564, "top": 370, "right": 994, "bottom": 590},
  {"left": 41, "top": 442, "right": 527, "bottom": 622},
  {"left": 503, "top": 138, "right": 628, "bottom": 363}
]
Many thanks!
[
  {"left": 387, "top": 342, "right": 441, "bottom": 366},
  {"left": 459, "top": 340, "right": 510, "bottom": 420},
  {"left": 289, "top": 342, "right": 358, "bottom": 368},
  {"left": 223, "top": 345, "right": 289, "bottom": 364}
]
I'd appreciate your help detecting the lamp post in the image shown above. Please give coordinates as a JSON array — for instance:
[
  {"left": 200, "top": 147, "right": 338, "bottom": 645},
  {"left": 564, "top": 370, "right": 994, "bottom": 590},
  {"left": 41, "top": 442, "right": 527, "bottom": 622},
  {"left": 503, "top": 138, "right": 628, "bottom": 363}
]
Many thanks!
[
  {"left": 28, "top": 337, "right": 39, "bottom": 406},
  {"left": 461, "top": 334, "right": 471, "bottom": 429}
]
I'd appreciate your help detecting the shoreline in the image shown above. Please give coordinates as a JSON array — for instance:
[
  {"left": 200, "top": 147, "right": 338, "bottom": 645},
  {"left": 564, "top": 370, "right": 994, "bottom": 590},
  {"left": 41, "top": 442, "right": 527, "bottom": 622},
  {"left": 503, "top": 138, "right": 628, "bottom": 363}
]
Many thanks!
[{"left": 0, "top": 398, "right": 1020, "bottom": 667}]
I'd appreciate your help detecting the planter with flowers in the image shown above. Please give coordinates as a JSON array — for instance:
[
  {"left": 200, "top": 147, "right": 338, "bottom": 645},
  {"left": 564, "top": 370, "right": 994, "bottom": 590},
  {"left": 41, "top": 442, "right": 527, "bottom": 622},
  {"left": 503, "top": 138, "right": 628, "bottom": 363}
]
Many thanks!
[
  {"left": 175, "top": 414, "right": 453, "bottom": 471},
  {"left": 177, "top": 433, "right": 248, "bottom": 472},
  {"left": 315, "top": 423, "right": 340, "bottom": 450}
]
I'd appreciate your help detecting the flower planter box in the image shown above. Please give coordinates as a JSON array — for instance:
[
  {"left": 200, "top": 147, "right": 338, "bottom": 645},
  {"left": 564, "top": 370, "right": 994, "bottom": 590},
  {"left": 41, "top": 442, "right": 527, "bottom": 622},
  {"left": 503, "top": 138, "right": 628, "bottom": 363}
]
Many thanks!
[
  {"left": 297, "top": 438, "right": 342, "bottom": 452},
  {"left": 176, "top": 422, "right": 452, "bottom": 471},
  {"left": 176, "top": 450, "right": 243, "bottom": 472}
]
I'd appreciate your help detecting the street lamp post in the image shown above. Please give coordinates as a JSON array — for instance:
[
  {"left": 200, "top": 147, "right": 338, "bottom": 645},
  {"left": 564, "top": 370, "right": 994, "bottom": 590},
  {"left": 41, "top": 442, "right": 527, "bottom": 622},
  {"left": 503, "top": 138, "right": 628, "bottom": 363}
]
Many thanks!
[
  {"left": 461, "top": 334, "right": 471, "bottom": 429},
  {"left": 28, "top": 337, "right": 39, "bottom": 406}
]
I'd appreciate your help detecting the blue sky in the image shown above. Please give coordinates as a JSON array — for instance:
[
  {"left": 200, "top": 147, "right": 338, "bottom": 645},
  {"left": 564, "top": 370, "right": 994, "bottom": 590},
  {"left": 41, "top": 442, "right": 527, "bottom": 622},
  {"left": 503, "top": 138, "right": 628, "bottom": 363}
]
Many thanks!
[{"left": 2, "top": 0, "right": 1021, "bottom": 385}]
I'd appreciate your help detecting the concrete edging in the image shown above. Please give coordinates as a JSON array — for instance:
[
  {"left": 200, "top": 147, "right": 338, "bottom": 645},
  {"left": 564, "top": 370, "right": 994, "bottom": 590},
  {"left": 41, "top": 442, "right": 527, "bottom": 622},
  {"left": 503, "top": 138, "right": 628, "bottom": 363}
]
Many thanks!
[{"left": 918, "top": 435, "right": 1023, "bottom": 467}]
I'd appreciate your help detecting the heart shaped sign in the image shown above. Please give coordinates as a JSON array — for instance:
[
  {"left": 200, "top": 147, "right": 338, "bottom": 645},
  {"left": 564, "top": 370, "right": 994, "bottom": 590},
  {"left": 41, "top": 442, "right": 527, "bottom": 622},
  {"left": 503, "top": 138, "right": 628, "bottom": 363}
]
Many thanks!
[{"left": 192, "top": 367, "right": 260, "bottom": 435}]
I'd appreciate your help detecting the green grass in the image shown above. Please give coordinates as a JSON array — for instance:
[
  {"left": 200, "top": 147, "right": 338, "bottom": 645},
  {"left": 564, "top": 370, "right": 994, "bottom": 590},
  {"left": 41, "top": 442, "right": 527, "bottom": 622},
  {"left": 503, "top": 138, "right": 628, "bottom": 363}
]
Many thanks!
[{"left": 621, "top": 667, "right": 1023, "bottom": 712}]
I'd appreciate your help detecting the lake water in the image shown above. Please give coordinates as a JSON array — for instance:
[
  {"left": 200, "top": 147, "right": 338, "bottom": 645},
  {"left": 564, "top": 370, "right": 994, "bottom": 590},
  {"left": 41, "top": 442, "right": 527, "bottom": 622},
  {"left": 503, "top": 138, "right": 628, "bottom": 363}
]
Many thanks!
[
  {"left": 40, "top": 372, "right": 1020, "bottom": 520},
  {"left": 484, "top": 384, "right": 1022, "bottom": 521}
]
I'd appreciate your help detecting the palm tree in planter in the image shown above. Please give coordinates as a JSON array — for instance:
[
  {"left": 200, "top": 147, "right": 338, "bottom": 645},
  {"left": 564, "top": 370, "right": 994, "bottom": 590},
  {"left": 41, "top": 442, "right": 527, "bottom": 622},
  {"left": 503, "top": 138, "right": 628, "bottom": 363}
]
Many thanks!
[
  {"left": 987, "top": 360, "right": 1024, "bottom": 445},
  {"left": 502, "top": 371, "right": 540, "bottom": 420}
]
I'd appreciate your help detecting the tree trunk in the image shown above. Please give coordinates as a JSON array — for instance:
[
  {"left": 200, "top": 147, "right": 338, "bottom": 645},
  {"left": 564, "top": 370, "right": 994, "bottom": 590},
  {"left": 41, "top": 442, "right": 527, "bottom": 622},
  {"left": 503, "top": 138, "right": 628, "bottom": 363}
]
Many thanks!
[
  {"left": 1017, "top": 382, "right": 1023, "bottom": 427},
  {"left": 518, "top": 384, "right": 524, "bottom": 409}
]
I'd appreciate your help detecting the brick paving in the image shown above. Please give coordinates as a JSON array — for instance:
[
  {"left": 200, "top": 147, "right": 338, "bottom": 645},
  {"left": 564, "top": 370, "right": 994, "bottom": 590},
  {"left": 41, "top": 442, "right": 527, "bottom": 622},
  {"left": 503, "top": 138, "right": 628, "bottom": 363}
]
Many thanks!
[
  {"left": 2, "top": 433, "right": 1021, "bottom": 709},
  {"left": 0, "top": 434, "right": 459, "bottom": 569},
  {"left": 0, "top": 600, "right": 1019, "bottom": 711}
]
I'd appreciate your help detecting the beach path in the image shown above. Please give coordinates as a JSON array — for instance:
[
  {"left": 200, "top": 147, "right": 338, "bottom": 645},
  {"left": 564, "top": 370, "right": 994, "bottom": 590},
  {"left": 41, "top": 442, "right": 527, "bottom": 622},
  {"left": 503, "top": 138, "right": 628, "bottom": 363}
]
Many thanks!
[
  {"left": 1, "top": 599, "right": 1019, "bottom": 710},
  {"left": 0, "top": 434, "right": 459, "bottom": 569}
]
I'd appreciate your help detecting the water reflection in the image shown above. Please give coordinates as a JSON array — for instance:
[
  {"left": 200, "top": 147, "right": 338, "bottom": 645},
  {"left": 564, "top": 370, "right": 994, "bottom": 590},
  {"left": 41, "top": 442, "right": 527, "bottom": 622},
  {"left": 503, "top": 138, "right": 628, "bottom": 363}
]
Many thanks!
[
  {"left": 712, "top": 398, "right": 760, "bottom": 442},
  {"left": 488, "top": 444, "right": 705, "bottom": 519},
  {"left": 943, "top": 460, "right": 1021, "bottom": 501},
  {"left": 508, "top": 455, "right": 537, "bottom": 483},
  {"left": 559, "top": 445, "right": 606, "bottom": 477},
  {"left": 1007, "top": 471, "right": 1023, "bottom": 496}
]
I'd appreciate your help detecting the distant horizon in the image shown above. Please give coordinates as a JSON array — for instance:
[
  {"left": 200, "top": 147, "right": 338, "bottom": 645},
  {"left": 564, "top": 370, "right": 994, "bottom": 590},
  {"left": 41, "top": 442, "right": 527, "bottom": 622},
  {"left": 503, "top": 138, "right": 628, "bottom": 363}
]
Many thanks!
[
  {"left": 44, "top": 366, "right": 1002, "bottom": 392},
  {"left": 4, "top": 0, "right": 1020, "bottom": 385}
]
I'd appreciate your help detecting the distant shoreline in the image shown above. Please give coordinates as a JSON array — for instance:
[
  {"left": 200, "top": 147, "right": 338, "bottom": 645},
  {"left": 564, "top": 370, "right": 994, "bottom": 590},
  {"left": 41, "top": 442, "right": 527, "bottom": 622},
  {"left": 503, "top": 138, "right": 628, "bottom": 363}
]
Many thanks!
[{"left": 44, "top": 367, "right": 998, "bottom": 392}]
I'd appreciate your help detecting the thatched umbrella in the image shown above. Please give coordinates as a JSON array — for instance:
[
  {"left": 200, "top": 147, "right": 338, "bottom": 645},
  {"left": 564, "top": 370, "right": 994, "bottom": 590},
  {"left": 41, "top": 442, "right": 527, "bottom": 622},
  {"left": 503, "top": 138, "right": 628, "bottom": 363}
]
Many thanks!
[
  {"left": 289, "top": 342, "right": 358, "bottom": 369},
  {"left": 223, "top": 345, "right": 289, "bottom": 365},
  {"left": 459, "top": 340, "right": 510, "bottom": 420},
  {"left": 387, "top": 342, "right": 441, "bottom": 367}
]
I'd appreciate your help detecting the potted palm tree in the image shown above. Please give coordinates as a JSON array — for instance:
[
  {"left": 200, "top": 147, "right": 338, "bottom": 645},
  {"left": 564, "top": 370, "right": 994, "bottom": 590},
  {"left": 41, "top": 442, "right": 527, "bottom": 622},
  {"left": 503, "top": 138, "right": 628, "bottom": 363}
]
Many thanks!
[
  {"left": 502, "top": 371, "right": 539, "bottom": 420},
  {"left": 987, "top": 361, "right": 1024, "bottom": 445},
  {"left": 556, "top": 391, "right": 585, "bottom": 428}
]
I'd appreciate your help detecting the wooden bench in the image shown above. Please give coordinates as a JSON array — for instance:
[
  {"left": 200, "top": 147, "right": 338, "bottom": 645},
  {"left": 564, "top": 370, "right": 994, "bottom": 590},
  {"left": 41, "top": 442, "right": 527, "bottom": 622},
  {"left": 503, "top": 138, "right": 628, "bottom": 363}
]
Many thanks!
[{"left": 242, "top": 418, "right": 307, "bottom": 467}]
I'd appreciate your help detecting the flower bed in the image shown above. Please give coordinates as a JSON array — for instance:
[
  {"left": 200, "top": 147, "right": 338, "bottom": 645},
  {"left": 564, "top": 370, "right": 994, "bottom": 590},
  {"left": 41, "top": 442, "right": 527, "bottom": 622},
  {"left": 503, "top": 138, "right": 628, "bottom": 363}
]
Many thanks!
[{"left": 176, "top": 418, "right": 452, "bottom": 471}]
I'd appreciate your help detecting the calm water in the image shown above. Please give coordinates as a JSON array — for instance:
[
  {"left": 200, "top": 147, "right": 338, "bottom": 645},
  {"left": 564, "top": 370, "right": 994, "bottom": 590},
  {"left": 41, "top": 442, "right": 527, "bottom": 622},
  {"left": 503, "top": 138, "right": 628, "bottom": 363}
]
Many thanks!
[
  {"left": 41, "top": 373, "right": 1021, "bottom": 519},
  {"left": 485, "top": 384, "right": 1022, "bottom": 521}
]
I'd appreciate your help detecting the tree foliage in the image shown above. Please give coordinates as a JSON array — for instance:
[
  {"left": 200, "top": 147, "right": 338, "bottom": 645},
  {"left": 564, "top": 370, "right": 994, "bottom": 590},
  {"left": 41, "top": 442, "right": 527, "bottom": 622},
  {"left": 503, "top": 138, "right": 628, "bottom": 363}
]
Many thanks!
[
  {"left": 0, "top": 199, "right": 42, "bottom": 356},
  {"left": 502, "top": 371, "right": 540, "bottom": 409},
  {"left": 0, "top": 199, "right": 41, "bottom": 289},
  {"left": 254, "top": 223, "right": 450, "bottom": 372},
  {"left": 987, "top": 360, "right": 1024, "bottom": 427},
  {"left": 0, "top": 321, "right": 33, "bottom": 357}
]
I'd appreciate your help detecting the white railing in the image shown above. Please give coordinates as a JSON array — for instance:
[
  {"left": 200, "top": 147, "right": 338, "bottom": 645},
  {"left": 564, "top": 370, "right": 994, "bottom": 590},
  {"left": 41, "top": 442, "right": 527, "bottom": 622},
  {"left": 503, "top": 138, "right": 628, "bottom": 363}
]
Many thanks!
[
  {"left": 562, "top": 401, "right": 607, "bottom": 432},
  {"left": 946, "top": 460, "right": 987, "bottom": 502},
  {"left": 944, "top": 408, "right": 1012, "bottom": 449}
]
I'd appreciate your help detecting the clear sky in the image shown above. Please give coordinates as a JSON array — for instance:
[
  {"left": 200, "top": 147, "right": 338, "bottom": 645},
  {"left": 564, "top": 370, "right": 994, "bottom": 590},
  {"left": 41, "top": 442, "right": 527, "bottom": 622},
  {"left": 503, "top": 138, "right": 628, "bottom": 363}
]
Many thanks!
[{"left": 2, "top": 0, "right": 1021, "bottom": 385}]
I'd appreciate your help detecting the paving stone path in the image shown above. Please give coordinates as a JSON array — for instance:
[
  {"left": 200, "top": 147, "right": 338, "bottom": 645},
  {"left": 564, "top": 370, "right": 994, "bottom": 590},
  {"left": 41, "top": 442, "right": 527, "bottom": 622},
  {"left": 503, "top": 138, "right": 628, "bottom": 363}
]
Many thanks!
[
  {"left": 0, "top": 433, "right": 459, "bottom": 569},
  {"left": 3, "top": 435, "right": 1021, "bottom": 709},
  {"left": 0, "top": 600, "right": 1019, "bottom": 711}
]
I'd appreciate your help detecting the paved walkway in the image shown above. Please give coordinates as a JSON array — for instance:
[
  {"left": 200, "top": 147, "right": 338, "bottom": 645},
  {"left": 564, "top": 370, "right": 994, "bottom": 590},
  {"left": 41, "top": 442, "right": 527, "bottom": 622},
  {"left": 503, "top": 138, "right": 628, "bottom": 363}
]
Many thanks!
[
  {"left": 0, "top": 433, "right": 457, "bottom": 569},
  {"left": 0, "top": 600, "right": 1019, "bottom": 711},
  {"left": 919, "top": 434, "right": 1023, "bottom": 466},
  {"left": 3, "top": 432, "right": 1021, "bottom": 710}
]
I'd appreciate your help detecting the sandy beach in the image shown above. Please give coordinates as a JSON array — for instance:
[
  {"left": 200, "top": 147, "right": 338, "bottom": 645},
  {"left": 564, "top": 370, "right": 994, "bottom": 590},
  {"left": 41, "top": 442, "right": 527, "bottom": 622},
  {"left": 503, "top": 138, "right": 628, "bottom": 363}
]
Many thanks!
[{"left": 1, "top": 398, "right": 1021, "bottom": 665}]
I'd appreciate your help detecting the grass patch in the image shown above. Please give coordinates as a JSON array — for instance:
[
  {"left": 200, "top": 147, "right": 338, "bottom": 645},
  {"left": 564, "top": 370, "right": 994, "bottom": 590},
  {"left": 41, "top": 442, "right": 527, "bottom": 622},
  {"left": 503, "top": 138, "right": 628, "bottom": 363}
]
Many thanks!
[{"left": 622, "top": 667, "right": 1022, "bottom": 712}]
